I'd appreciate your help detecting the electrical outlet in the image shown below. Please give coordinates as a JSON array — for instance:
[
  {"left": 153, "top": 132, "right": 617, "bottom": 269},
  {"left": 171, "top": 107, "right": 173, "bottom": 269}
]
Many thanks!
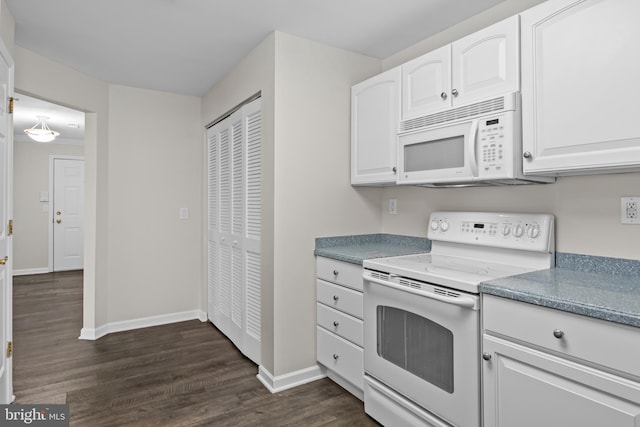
[
  {"left": 388, "top": 199, "right": 397, "bottom": 215},
  {"left": 621, "top": 197, "right": 639, "bottom": 224}
]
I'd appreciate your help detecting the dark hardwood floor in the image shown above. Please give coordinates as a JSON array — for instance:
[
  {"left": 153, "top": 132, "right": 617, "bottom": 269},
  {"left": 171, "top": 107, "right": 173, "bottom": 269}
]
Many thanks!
[{"left": 13, "top": 271, "right": 378, "bottom": 426}]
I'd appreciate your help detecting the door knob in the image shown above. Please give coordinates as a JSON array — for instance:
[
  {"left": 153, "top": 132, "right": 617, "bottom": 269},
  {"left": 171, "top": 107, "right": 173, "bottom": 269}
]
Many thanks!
[
  {"left": 56, "top": 218, "right": 62, "bottom": 224},
  {"left": 56, "top": 211, "right": 62, "bottom": 216},
  {"left": 0, "top": 256, "right": 7, "bottom": 265}
]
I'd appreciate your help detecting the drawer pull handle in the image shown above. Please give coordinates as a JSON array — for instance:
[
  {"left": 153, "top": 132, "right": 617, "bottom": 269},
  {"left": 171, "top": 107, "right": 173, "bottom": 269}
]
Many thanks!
[
  {"left": 553, "top": 329, "right": 565, "bottom": 339},
  {"left": 333, "top": 270, "right": 339, "bottom": 276},
  {"left": 333, "top": 295, "right": 339, "bottom": 302},
  {"left": 482, "top": 352, "right": 492, "bottom": 361},
  {"left": 333, "top": 321, "right": 339, "bottom": 327},
  {"left": 333, "top": 354, "right": 339, "bottom": 360}
]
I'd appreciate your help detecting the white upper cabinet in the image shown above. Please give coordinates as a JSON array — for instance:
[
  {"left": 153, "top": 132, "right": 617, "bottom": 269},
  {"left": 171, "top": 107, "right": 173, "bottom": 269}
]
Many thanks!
[
  {"left": 521, "top": 0, "right": 640, "bottom": 175},
  {"left": 351, "top": 67, "right": 401, "bottom": 185},
  {"left": 402, "top": 15, "right": 519, "bottom": 120}
]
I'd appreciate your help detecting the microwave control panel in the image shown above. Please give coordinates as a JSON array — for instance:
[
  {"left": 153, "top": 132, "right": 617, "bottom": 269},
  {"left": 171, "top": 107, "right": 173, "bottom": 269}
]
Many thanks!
[{"left": 478, "top": 115, "right": 511, "bottom": 174}]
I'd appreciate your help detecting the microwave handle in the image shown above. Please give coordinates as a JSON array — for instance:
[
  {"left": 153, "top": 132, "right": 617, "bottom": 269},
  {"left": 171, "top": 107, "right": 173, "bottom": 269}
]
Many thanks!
[{"left": 468, "top": 119, "right": 479, "bottom": 176}]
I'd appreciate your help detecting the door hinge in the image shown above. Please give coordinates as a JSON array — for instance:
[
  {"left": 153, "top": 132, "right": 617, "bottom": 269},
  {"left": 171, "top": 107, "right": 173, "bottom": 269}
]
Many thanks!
[
  {"left": 8, "top": 97, "right": 13, "bottom": 114},
  {"left": 8, "top": 219, "right": 13, "bottom": 236},
  {"left": 6, "top": 341, "right": 12, "bottom": 358}
]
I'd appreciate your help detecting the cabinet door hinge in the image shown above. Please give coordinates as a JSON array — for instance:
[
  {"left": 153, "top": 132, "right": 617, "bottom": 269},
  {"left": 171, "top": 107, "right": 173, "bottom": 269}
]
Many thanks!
[
  {"left": 6, "top": 341, "right": 12, "bottom": 358},
  {"left": 8, "top": 219, "right": 13, "bottom": 236},
  {"left": 8, "top": 97, "right": 13, "bottom": 114}
]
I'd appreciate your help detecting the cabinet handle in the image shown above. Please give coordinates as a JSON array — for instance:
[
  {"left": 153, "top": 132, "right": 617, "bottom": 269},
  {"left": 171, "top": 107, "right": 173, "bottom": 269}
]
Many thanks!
[
  {"left": 482, "top": 352, "right": 492, "bottom": 361},
  {"left": 333, "top": 270, "right": 339, "bottom": 276},
  {"left": 392, "top": 166, "right": 397, "bottom": 173},
  {"left": 333, "top": 321, "right": 339, "bottom": 327},
  {"left": 523, "top": 151, "right": 532, "bottom": 159},
  {"left": 553, "top": 329, "right": 565, "bottom": 339},
  {"left": 333, "top": 295, "right": 339, "bottom": 302},
  {"left": 440, "top": 92, "right": 448, "bottom": 100},
  {"left": 451, "top": 88, "right": 459, "bottom": 97},
  {"left": 333, "top": 354, "right": 339, "bottom": 360}
]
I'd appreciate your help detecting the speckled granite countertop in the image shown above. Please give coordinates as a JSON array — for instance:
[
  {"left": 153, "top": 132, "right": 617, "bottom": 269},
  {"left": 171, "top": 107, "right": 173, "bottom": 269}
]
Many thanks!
[
  {"left": 314, "top": 233, "right": 430, "bottom": 265},
  {"left": 481, "top": 253, "right": 640, "bottom": 329}
]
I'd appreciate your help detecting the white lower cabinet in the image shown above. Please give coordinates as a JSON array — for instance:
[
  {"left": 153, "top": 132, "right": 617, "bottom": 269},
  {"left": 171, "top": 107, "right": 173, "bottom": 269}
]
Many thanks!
[
  {"left": 482, "top": 295, "right": 640, "bottom": 427},
  {"left": 316, "top": 257, "right": 364, "bottom": 400}
]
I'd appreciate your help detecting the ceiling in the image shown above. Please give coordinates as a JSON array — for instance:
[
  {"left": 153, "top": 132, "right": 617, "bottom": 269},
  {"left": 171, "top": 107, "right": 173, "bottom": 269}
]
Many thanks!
[
  {"left": 6, "top": 0, "right": 506, "bottom": 97},
  {"left": 14, "top": 94, "right": 84, "bottom": 145}
]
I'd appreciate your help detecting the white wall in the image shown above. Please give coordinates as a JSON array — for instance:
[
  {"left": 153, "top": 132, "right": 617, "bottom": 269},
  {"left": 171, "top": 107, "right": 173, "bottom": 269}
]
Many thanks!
[
  {"left": 375, "top": 0, "right": 640, "bottom": 261},
  {"left": 13, "top": 45, "right": 109, "bottom": 331},
  {"left": 106, "top": 84, "right": 203, "bottom": 322},
  {"left": 13, "top": 142, "right": 84, "bottom": 272},
  {"left": 202, "top": 31, "right": 382, "bottom": 377}
]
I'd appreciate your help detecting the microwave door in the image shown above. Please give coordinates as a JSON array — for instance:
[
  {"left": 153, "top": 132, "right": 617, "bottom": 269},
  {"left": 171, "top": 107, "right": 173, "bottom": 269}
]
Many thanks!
[{"left": 398, "top": 121, "right": 475, "bottom": 185}]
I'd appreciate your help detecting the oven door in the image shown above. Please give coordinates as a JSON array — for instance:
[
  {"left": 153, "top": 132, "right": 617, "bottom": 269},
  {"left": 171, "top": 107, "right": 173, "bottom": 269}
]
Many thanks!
[{"left": 363, "top": 273, "right": 480, "bottom": 427}]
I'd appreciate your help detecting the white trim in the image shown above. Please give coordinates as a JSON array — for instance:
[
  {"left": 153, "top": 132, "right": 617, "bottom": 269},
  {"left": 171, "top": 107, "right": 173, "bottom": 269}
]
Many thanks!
[
  {"left": 13, "top": 268, "right": 50, "bottom": 276},
  {"left": 256, "top": 364, "right": 326, "bottom": 394},
  {"left": 78, "top": 309, "right": 207, "bottom": 340}
]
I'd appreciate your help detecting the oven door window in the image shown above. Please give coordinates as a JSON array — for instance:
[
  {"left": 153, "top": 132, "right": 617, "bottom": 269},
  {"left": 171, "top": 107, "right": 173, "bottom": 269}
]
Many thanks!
[{"left": 376, "top": 305, "right": 454, "bottom": 393}]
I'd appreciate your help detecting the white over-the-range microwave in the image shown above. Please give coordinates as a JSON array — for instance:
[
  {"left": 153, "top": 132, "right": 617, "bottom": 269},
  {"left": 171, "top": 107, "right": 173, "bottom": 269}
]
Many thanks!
[{"left": 397, "top": 92, "right": 554, "bottom": 187}]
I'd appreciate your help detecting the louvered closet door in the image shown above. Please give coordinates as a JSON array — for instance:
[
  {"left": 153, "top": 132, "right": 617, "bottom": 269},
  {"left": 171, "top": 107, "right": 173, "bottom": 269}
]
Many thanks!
[
  {"left": 207, "top": 98, "right": 261, "bottom": 365},
  {"left": 242, "top": 99, "right": 261, "bottom": 364}
]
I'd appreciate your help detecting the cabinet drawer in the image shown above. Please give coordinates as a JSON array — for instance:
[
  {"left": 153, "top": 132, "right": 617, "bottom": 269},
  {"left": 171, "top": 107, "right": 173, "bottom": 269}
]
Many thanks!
[
  {"left": 317, "top": 280, "right": 363, "bottom": 319},
  {"left": 483, "top": 295, "right": 640, "bottom": 379},
  {"left": 316, "top": 257, "right": 363, "bottom": 291},
  {"left": 317, "top": 326, "right": 364, "bottom": 390},
  {"left": 317, "top": 303, "right": 363, "bottom": 347}
]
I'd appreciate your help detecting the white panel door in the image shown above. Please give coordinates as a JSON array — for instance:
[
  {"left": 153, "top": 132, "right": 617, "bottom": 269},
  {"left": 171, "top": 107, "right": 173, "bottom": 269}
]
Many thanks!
[
  {"left": 207, "top": 98, "right": 261, "bottom": 365},
  {"left": 401, "top": 46, "right": 451, "bottom": 119},
  {"left": 0, "top": 37, "right": 13, "bottom": 405},
  {"left": 521, "top": 0, "right": 640, "bottom": 175},
  {"left": 451, "top": 15, "right": 519, "bottom": 107},
  {"left": 53, "top": 158, "right": 84, "bottom": 271}
]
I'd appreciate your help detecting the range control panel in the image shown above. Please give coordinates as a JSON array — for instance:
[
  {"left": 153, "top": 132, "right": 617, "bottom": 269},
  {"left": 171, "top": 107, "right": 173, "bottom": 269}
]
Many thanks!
[{"left": 428, "top": 211, "right": 554, "bottom": 252}]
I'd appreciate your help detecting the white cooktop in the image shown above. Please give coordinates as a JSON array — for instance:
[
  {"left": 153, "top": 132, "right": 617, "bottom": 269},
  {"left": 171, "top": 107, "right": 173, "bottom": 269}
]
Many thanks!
[{"left": 364, "top": 211, "right": 555, "bottom": 294}]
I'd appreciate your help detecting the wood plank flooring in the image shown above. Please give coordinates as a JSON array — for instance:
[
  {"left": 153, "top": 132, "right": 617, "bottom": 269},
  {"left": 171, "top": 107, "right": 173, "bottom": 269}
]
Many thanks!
[{"left": 13, "top": 271, "right": 378, "bottom": 426}]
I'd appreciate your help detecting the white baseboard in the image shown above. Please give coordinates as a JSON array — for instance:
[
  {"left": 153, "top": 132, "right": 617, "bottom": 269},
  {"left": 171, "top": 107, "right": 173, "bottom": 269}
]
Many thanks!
[
  {"left": 257, "top": 364, "right": 326, "bottom": 393},
  {"left": 79, "top": 309, "right": 208, "bottom": 340},
  {"left": 13, "top": 268, "right": 50, "bottom": 276}
]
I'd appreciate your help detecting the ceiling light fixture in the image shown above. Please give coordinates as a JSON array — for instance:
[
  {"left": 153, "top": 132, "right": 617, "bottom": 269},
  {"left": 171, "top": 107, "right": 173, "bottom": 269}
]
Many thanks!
[{"left": 24, "top": 116, "right": 60, "bottom": 143}]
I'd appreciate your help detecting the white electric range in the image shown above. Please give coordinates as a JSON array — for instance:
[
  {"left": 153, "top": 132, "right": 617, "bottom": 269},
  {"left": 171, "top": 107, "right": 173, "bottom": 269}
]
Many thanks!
[{"left": 362, "top": 211, "right": 555, "bottom": 427}]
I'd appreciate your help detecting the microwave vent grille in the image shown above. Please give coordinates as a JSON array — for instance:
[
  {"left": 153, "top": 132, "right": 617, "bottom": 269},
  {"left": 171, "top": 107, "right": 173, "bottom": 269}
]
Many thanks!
[{"left": 400, "top": 96, "right": 505, "bottom": 132}]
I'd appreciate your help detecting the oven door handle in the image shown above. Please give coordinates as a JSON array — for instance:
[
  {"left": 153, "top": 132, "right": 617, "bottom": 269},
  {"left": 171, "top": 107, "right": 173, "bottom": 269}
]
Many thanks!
[{"left": 363, "top": 274, "right": 477, "bottom": 309}]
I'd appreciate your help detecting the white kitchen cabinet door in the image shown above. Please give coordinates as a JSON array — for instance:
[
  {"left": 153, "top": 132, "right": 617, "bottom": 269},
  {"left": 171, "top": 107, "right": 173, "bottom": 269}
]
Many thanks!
[
  {"left": 207, "top": 98, "right": 261, "bottom": 365},
  {"left": 400, "top": 15, "right": 518, "bottom": 122},
  {"left": 451, "top": 15, "right": 519, "bottom": 107},
  {"left": 351, "top": 67, "right": 400, "bottom": 185},
  {"left": 521, "top": 0, "right": 640, "bottom": 175},
  {"left": 483, "top": 334, "right": 640, "bottom": 427},
  {"left": 401, "top": 45, "right": 451, "bottom": 119}
]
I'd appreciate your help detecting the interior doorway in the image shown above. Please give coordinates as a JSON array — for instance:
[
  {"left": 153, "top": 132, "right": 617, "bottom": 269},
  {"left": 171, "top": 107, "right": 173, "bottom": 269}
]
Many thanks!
[{"left": 12, "top": 94, "right": 85, "bottom": 275}]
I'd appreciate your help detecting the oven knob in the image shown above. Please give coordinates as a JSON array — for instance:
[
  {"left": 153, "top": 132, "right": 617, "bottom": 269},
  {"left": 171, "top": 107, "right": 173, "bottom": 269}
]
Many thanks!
[
  {"left": 513, "top": 224, "right": 524, "bottom": 238},
  {"left": 430, "top": 220, "right": 439, "bottom": 231},
  {"left": 528, "top": 225, "right": 540, "bottom": 239},
  {"left": 440, "top": 220, "right": 449, "bottom": 232},
  {"left": 501, "top": 224, "right": 511, "bottom": 236}
]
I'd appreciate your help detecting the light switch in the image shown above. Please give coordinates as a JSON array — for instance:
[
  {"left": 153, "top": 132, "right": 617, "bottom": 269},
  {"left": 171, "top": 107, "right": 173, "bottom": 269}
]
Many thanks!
[
  {"left": 179, "top": 207, "right": 189, "bottom": 220},
  {"left": 39, "top": 191, "right": 49, "bottom": 202}
]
